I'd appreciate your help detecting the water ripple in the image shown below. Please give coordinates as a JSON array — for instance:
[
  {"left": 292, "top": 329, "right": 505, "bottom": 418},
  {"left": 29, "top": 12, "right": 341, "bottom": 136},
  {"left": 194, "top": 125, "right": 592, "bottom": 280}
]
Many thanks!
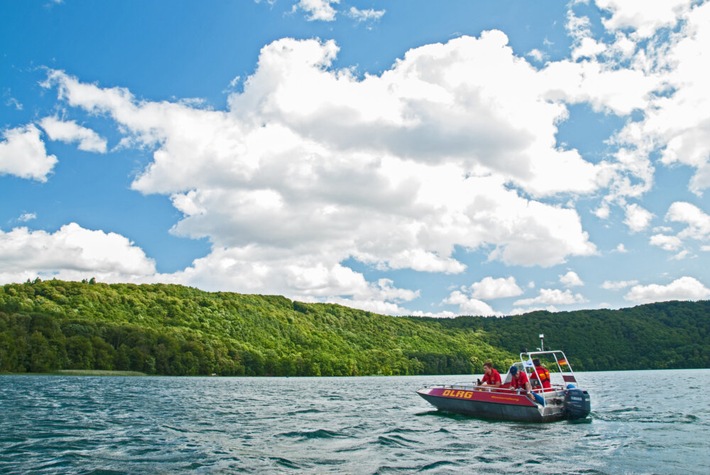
[{"left": 1, "top": 371, "right": 709, "bottom": 474}]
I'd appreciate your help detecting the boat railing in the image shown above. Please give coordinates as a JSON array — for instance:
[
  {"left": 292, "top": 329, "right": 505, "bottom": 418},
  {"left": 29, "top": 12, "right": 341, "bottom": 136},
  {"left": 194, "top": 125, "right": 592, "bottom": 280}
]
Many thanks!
[
  {"left": 426, "top": 350, "right": 579, "bottom": 396},
  {"left": 518, "top": 350, "right": 579, "bottom": 388},
  {"left": 426, "top": 383, "right": 565, "bottom": 398}
]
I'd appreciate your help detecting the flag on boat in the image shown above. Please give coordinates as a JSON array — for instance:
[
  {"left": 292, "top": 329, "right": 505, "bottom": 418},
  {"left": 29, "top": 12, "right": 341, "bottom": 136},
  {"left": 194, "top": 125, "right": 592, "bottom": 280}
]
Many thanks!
[{"left": 558, "top": 359, "right": 568, "bottom": 366}]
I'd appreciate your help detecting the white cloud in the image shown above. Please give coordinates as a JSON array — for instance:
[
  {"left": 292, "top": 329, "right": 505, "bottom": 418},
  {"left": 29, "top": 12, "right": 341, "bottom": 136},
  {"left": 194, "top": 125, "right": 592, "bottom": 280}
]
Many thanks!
[
  {"left": 624, "top": 276, "right": 710, "bottom": 303},
  {"left": 560, "top": 270, "right": 584, "bottom": 287},
  {"left": 666, "top": 201, "right": 710, "bottom": 242},
  {"left": 443, "top": 290, "right": 500, "bottom": 316},
  {"left": 594, "top": 203, "right": 610, "bottom": 219},
  {"left": 294, "top": 0, "right": 339, "bottom": 22},
  {"left": 39, "top": 32, "right": 607, "bottom": 309},
  {"left": 42, "top": 16, "right": 710, "bottom": 313},
  {"left": 573, "top": 37, "right": 607, "bottom": 61},
  {"left": 0, "top": 223, "right": 156, "bottom": 284},
  {"left": 543, "top": 59, "right": 659, "bottom": 116},
  {"left": 39, "top": 116, "right": 107, "bottom": 153},
  {"left": 648, "top": 202, "right": 710, "bottom": 255},
  {"left": 18, "top": 213, "right": 37, "bottom": 223},
  {"left": 624, "top": 202, "right": 654, "bottom": 232},
  {"left": 0, "top": 124, "right": 57, "bottom": 182},
  {"left": 509, "top": 305, "right": 559, "bottom": 315},
  {"left": 562, "top": 1, "right": 710, "bottom": 206},
  {"left": 650, "top": 233, "right": 683, "bottom": 251},
  {"left": 527, "top": 48, "right": 545, "bottom": 62},
  {"left": 160, "top": 247, "right": 420, "bottom": 315},
  {"left": 471, "top": 276, "right": 523, "bottom": 299},
  {"left": 671, "top": 249, "right": 690, "bottom": 260},
  {"left": 5, "top": 96, "right": 22, "bottom": 110},
  {"left": 608, "top": 1, "right": 710, "bottom": 195},
  {"left": 347, "top": 7, "right": 385, "bottom": 23},
  {"left": 602, "top": 279, "right": 638, "bottom": 291},
  {"left": 595, "top": 0, "right": 691, "bottom": 39},
  {"left": 513, "top": 288, "right": 587, "bottom": 307}
]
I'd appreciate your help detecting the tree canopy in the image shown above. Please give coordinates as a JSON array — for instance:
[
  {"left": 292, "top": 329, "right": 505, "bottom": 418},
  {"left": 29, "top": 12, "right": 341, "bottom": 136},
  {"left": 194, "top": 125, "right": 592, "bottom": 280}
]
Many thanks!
[{"left": 0, "top": 280, "right": 707, "bottom": 376}]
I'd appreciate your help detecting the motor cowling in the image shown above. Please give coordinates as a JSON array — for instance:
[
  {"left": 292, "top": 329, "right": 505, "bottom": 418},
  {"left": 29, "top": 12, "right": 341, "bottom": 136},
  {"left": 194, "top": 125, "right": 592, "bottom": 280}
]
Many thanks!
[{"left": 564, "top": 388, "right": 591, "bottom": 420}]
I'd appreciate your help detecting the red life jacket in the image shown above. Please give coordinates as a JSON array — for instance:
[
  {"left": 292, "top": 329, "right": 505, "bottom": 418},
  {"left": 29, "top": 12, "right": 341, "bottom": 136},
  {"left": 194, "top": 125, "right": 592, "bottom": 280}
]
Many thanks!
[{"left": 535, "top": 366, "right": 551, "bottom": 389}]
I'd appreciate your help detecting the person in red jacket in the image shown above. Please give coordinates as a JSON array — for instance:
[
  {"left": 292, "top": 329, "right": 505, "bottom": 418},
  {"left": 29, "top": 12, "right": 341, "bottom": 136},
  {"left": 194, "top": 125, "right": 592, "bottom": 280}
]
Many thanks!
[
  {"left": 477, "top": 361, "right": 502, "bottom": 388},
  {"left": 531, "top": 358, "right": 552, "bottom": 390},
  {"left": 509, "top": 365, "right": 535, "bottom": 402}
]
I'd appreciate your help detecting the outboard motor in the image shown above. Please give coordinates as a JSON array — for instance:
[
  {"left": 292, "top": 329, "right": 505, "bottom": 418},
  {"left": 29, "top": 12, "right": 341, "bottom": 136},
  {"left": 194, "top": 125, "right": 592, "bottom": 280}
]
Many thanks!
[{"left": 564, "top": 388, "right": 591, "bottom": 420}]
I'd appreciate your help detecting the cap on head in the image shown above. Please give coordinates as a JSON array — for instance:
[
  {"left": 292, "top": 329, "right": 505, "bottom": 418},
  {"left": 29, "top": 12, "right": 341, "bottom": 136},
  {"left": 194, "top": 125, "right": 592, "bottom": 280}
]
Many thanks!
[{"left": 510, "top": 365, "right": 518, "bottom": 375}]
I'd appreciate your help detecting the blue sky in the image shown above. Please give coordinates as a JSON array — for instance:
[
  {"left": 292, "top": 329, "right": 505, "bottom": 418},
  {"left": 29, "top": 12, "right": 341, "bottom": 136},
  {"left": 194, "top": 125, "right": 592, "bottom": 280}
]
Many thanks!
[{"left": 2, "top": 0, "right": 710, "bottom": 317}]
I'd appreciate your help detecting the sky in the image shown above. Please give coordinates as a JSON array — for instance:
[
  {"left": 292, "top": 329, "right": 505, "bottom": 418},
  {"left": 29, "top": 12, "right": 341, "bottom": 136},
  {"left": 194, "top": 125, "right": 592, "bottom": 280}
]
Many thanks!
[{"left": 1, "top": 0, "right": 710, "bottom": 317}]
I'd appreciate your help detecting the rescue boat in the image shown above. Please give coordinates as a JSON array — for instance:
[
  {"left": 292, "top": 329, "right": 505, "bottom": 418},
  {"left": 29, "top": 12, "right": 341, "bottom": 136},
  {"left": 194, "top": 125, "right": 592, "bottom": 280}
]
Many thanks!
[{"left": 416, "top": 346, "right": 591, "bottom": 423}]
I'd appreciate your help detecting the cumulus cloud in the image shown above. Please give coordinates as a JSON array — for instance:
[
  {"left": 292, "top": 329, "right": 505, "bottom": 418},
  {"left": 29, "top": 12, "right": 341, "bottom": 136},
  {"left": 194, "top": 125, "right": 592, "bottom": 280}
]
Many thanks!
[
  {"left": 347, "top": 7, "right": 385, "bottom": 23},
  {"left": 608, "top": 1, "right": 710, "bottom": 195},
  {"left": 513, "top": 288, "right": 587, "bottom": 308},
  {"left": 443, "top": 290, "right": 499, "bottom": 316},
  {"left": 650, "top": 233, "right": 683, "bottom": 251},
  {"left": 294, "top": 0, "right": 339, "bottom": 22},
  {"left": 27, "top": 1, "right": 710, "bottom": 314},
  {"left": 624, "top": 203, "right": 654, "bottom": 232},
  {"left": 36, "top": 30, "right": 618, "bottom": 313},
  {"left": 441, "top": 276, "right": 523, "bottom": 316},
  {"left": 624, "top": 276, "right": 710, "bottom": 303},
  {"left": 666, "top": 201, "right": 710, "bottom": 241},
  {"left": 39, "top": 116, "right": 107, "bottom": 153},
  {"left": 18, "top": 213, "right": 37, "bottom": 223},
  {"left": 471, "top": 276, "right": 523, "bottom": 299},
  {"left": 527, "top": 48, "right": 545, "bottom": 62},
  {"left": 602, "top": 279, "right": 638, "bottom": 291},
  {"left": 0, "top": 124, "right": 57, "bottom": 182},
  {"left": 0, "top": 223, "right": 156, "bottom": 283},
  {"left": 649, "top": 202, "right": 710, "bottom": 256},
  {"left": 562, "top": 0, "right": 710, "bottom": 207},
  {"left": 596, "top": 0, "right": 691, "bottom": 39},
  {"left": 560, "top": 271, "right": 584, "bottom": 287}
]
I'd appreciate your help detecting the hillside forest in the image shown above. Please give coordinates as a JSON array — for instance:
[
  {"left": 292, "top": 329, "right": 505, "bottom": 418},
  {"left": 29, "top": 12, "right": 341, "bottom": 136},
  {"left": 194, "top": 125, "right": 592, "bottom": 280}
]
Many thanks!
[{"left": 1, "top": 280, "right": 708, "bottom": 376}]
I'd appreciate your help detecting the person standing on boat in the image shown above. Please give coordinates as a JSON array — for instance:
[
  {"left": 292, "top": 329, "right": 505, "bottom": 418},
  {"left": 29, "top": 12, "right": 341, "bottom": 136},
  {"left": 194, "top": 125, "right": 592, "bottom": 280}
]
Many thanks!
[
  {"left": 531, "top": 358, "right": 551, "bottom": 390},
  {"left": 509, "top": 365, "right": 534, "bottom": 401},
  {"left": 477, "top": 361, "right": 502, "bottom": 388}
]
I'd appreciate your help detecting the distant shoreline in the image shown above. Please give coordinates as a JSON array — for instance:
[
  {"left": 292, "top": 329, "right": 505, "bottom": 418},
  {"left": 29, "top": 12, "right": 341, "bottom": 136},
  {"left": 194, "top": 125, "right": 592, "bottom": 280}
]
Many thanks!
[
  {"left": 11, "top": 370, "right": 150, "bottom": 377},
  {"left": 55, "top": 370, "right": 147, "bottom": 376}
]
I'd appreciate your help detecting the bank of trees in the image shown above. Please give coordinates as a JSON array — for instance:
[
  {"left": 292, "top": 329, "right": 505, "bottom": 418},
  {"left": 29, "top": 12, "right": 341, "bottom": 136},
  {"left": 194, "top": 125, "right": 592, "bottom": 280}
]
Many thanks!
[
  {"left": 0, "top": 280, "right": 508, "bottom": 376},
  {"left": 0, "top": 280, "right": 707, "bottom": 376},
  {"left": 416, "top": 300, "right": 710, "bottom": 370}
]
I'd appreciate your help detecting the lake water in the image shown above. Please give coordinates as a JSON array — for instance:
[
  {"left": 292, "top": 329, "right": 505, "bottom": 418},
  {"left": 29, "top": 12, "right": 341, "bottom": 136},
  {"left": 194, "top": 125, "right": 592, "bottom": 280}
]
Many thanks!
[{"left": 1, "top": 370, "right": 708, "bottom": 474}]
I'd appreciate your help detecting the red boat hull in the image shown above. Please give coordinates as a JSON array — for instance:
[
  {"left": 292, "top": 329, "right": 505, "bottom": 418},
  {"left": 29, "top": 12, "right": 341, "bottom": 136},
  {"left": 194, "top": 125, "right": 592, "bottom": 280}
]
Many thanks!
[{"left": 417, "top": 386, "right": 567, "bottom": 423}]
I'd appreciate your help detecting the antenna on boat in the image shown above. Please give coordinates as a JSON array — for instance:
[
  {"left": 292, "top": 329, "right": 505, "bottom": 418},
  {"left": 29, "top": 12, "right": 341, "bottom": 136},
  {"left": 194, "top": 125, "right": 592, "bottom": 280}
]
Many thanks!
[{"left": 539, "top": 334, "right": 545, "bottom": 351}]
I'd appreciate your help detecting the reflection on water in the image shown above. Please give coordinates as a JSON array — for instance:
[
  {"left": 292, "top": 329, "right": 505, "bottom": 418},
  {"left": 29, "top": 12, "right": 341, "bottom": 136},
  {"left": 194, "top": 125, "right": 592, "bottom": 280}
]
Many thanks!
[{"left": 1, "top": 370, "right": 708, "bottom": 474}]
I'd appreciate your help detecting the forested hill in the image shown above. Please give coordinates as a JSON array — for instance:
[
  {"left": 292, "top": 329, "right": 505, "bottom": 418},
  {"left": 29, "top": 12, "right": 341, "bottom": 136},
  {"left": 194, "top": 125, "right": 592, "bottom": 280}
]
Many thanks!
[
  {"left": 0, "top": 280, "right": 509, "bottom": 376},
  {"left": 0, "top": 280, "right": 708, "bottom": 376},
  {"left": 411, "top": 300, "right": 710, "bottom": 370}
]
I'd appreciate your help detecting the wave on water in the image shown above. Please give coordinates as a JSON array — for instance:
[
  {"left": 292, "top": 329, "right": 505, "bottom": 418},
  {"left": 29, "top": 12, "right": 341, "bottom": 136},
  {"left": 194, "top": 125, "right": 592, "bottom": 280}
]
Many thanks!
[
  {"left": 597, "top": 406, "right": 701, "bottom": 424},
  {"left": 269, "top": 456, "right": 301, "bottom": 470},
  {"left": 3, "top": 371, "right": 710, "bottom": 475},
  {"left": 287, "top": 407, "right": 322, "bottom": 415},
  {"left": 414, "top": 409, "right": 471, "bottom": 421},
  {"left": 375, "top": 434, "right": 419, "bottom": 448},
  {"left": 416, "top": 460, "right": 460, "bottom": 471},
  {"left": 279, "top": 428, "right": 344, "bottom": 440}
]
